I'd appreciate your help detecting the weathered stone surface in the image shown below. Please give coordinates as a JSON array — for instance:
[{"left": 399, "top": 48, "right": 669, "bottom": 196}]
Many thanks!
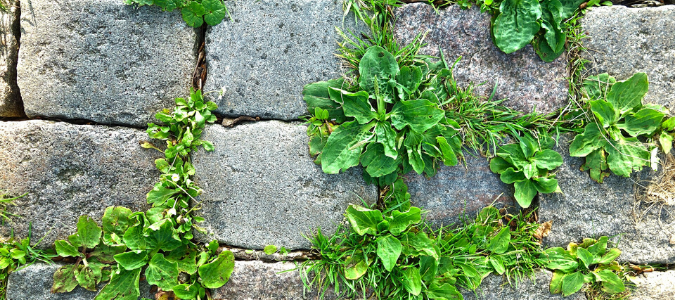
[
  {"left": 395, "top": 4, "right": 568, "bottom": 114},
  {"left": 404, "top": 151, "right": 516, "bottom": 227},
  {"left": 204, "top": 0, "right": 365, "bottom": 120},
  {"left": 582, "top": 6, "right": 675, "bottom": 110},
  {"left": 539, "top": 134, "right": 675, "bottom": 264},
  {"left": 630, "top": 270, "right": 675, "bottom": 300},
  {"left": 0, "top": 120, "right": 158, "bottom": 247},
  {"left": 0, "top": 0, "right": 21, "bottom": 117},
  {"left": 212, "top": 260, "right": 337, "bottom": 300},
  {"left": 462, "top": 270, "right": 586, "bottom": 300},
  {"left": 193, "top": 121, "right": 378, "bottom": 250},
  {"left": 18, "top": 0, "right": 197, "bottom": 127},
  {"left": 7, "top": 262, "right": 153, "bottom": 299}
]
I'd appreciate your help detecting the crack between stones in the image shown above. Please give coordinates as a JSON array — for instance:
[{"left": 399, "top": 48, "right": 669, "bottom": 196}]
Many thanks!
[
  {"left": 0, "top": 116, "right": 147, "bottom": 130},
  {"left": 10, "top": 0, "right": 25, "bottom": 118},
  {"left": 217, "top": 245, "right": 318, "bottom": 262}
]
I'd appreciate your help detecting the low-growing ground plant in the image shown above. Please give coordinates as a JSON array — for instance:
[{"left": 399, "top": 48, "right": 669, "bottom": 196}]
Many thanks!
[
  {"left": 0, "top": 225, "right": 54, "bottom": 300},
  {"left": 124, "top": 0, "right": 230, "bottom": 27}
]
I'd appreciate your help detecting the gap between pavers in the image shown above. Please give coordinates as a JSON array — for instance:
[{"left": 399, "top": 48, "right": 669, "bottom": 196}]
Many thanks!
[{"left": 0, "top": 0, "right": 21, "bottom": 118}]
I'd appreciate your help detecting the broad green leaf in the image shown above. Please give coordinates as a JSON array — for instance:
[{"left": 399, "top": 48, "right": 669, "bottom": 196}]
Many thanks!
[
  {"left": 123, "top": 215, "right": 149, "bottom": 251},
  {"left": 76, "top": 215, "right": 102, "bottom": 249},
  {"left": 55, "top": 240, "right": 81, "bottom": 258},
  {"left": 102, "top": 206, "right": 133, "bottom": 246},
  {"left": 606, "top": 72, "right": 649, "bottom": 114},
  {"left": 321, "top": 121, "right": 375, "bottom": 174},
  {"left": 533, "top": 33, "right": 565, "bottom": 62},
  {"left": 344, "top": 254, "right": 369, "bottom": 280},
  {"left": 202, "top": 0, "right": 226, "bottom": 26},
  {"left": 493, "top": 0, "right": 542, "bottom": 54},
  {"left": 332, "top": 89, "right": 377, "bottom": 124},
  {"left": 533, "top": 149, "right": 563, "bottom": 170},
  {"left": 587, "top": 236, "right": 608, "bottom": 257},
  {"left": 541, "top": 0, "right": 564, "bottom": 49},
  {"left": 596, "top": 270, "right": 625, "bottom": 294},
  {"left": 519, "top": 134, "right": 540, "bottom": 158},
  {"left": 597, "top": 248, "right": 621, "bottom": 265},
  {"left": 173, "top": 283, "right": 199, "bottom": 299},
  {"left": 500, "top": 168, "right": 526, "bottom": 184},
  {"left": 345, "top": 205, "right": 383, "bottom": 236},
  {"left": 663, "top": 117, "right": 675, "bottom": 131},
  {"left": 487, "top": 227, "right": 510, "bottom": 254},
  {"left": 659, "top": 131, "right": 673, "bottom": 154},
  {"left": 569, "top": 124, "right": 606, "bottom": 157},
  {"left": 95, "top": 267, "right": 141, "bottom": 300},
  {"left": 375, "top": 122, "right": 397, "bottom": 159},
  {"left": 489, "top": 157, "right": 512, "bottom": 174},
  {"left": 166, "top": 245, "right": 198, "bottom": 274},
  {"left": 153, "top": 0, "right": 180, "bottom": 11},
  {"left": 147, "top": 184, "right": 179, "bottom": 206},
  {"left": 583, "top": 73, "right": 616, "bottom": 100},
  {"left": 523, "top": 163, "right": 537, "bottom": 179},
  {"left": 582, "top": 149, "right": 610, "bottom": 183},
  {"left": 437, "top": 136, "right": 458, "bottom": 166},
  {"left": 407, "top": 143, "right": 426, "bottom": 174},
  {"left": 75, "top": 265, "right": 97, "bottom": 291},
  {"left": 389, "top": 207, "right": 422, "bottom": 235},
  {"left": 427, "top": 283, "right": 462, "bottom": 300},
  {"left": 408, "top": 232, "right": 439, "bottom": 260},
  {"left": 617, "top": 108, "right": 664, "bottom": 137},
  {"left": 114, "top": 250, "right": 149, "bottom": 271},
  {"left": 361, "top": 143, "right": 400, "bottom": 178},
  {"left": 145, "top": 253, "right": 179, "bottom": 290},
  {"left": 534, "top": 177, "right": 559, "bottom": 193},
  {"left": 359, "top": 46, "right": 399, "bottom": 94},
  {"left": 560, "top": 0, "right": 585, "bottom": 18},
  {"left": 590, "top": 99, "right": 619, "bottom": 128},
  {"left": 51, "top": 265, "right": 78, "bottom": 293},
  {"left": 514, "top": 179, "right": 537, "bottom": 208},
  {"left": 199, "top": 251, "right": 235, "bottom": 288},
  {"left": 146, "top": 219, "right": 182, "bottom": 252},
  {"left": 396, "top": 66, "right": 423, "bottom": 97},
  {"left": 497, "top": 144, "right": 528, "bottom": 169},
  {"left": 605, "top": 137, "right": 650, "bottom": 177},
  {"left": 263, "top": 245, "right": 277, "bottom": 255},
  {"left": 390, "top": 99, "right": 445, "bottom": 133},
  {"left": 377, "top": 236, "right": 402, "bottom": 272},
  {"left": 562, "top": 271, "right": 585, "bottom": 296},
  {"left": 303, "top": 79, "right": 347, "bottom": 122},
  {"left": 89, "top": 243, "right": 127, "bottom": 264},
  {"left": 576, "top": 248, "right": 595, "bottom": 269},
  {"left": 181, "top": 6, "right": 204, "bottom": 27},
  {"left": 489, "top": 256, "right": 506, "bottom": 275},
  {"left": 402, "top": 267, "right": 422, "bottom": 296},
  {"left": 550, "top": 270, "right": 565, "bottom": 294},
  {"left": 541, "top": 248, "right": 579, "bottom": 272}
]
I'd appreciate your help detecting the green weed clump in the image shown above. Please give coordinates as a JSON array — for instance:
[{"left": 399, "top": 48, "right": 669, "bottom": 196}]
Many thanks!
[
  {"left": 0, "top": 225, "right": 54, "bottom": 300},
  {"left": 124, "top": 0, "right": 230, "bottom": 27}
]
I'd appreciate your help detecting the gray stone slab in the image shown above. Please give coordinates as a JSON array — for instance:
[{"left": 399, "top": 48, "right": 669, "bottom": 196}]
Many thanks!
[
  {"left": 192, "top": 121, "right": 378, "bottom": 250},
  {"left": 18, "top": 0, "right": 197, "bottom": 127},
  {"left": 403, "top": 151, "right": 516, "bottom": 227},
  {"left": 7, "top": 262, "right": 153, "bottom": 299},
  {"left": 462, "top": 270, "right": 586, "bottom": 300},
  {"left": 0, "top": 0, "right": 21, "bottom": 117},
  {"left": 0, "top": 120, "right": 158, "bottom": 248},
  {"left": 630, "top": 270, "right": 675, "bottom": 300},
  {"left": 211, "top": 260, "right": 337, "bottom": 300},
  {"left": 395, "top": 3, "right": 569, "bottom": 115},
  {"left": 204, "top": 0, "right": 365, "bottom": 120},
  {"left": 582, "top": 6, "right": 675, "bottom": 110},
  {"left": 539, "top": 134, "right": 675, "bottom": 264}
]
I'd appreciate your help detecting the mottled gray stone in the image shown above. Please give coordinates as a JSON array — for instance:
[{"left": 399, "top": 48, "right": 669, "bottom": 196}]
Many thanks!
[
  {"left": 462, "top": 270, "right": 586, "bottom": 300},
  {"left": 0, "top": 0, "right": 21, "bottom": 117},
  {"left": 404, "top": 151, "right": 516, "bottom": 227},
  {"left": 539, "top": 134, "right": 675, "bottom": 264},
  {"left": 630, "top": 270, "right": 675, "bottom": 300},
  {"left": 0, "top": 120, "right": 158, "bottom": 247},
  {"left": 18, "top": 0, "right": 197, "bottom": 127},
  {"left": 211, "top": 260, "right": 337, "bottom": 300},
  {"left": 192, "top": 121, "right": 378, "bottom": 250},
  {"left": 582, "top": 6, "right": 675, "bottom": 110},
  {"left": 204, "top": 0, "right": 365, "bottom": 120},
  {"left": 7, "top": 262, "right": 153, "bottom": 300},
  {"left": 395, "top": 4, "right": 568, "bottom": 114}
]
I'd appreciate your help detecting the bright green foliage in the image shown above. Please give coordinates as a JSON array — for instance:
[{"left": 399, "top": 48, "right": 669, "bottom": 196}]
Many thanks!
[
  {"left": 263, "top": 245, "right": 278, "bottom": 255},
  {"left": 490, "top": 133, "right": 563, "bottom": 207},
  {"left": 52, "top": 89, "right": 233, "bottom": 299},
  {"left": 303, "top": 46, "right": 463, "bottom": 186},
  {"left": 540, "top": 237, "right": 626, "bottom": 297},
  {"left": 569, "top": 73, "right": 668, "bottom": 183},
  {"left": 492, "top": 0, "right": 541, "bottom": 54},
  {"left": 0, "top": 224, "right": 54, "bottom": 297},
  {"left": 124, "top": 0, "right": 230, "bottom": 27}
]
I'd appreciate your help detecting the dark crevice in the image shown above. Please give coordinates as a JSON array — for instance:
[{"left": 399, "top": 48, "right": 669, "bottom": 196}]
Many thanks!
[
  {"left": 193, "top": 24, "right": 207, "bottom": 91},
  {"left": 6, "top": 0, "right": 25, "bottom": 118},
  {"left": 0, "top": 115, "right": 147, "bottom": 130}
]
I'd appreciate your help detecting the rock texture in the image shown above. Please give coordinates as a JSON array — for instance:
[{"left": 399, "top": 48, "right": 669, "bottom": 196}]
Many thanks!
[
  {"left": 0, "top": 0, "right": 21, "bottom": 117},
  {"left": 192, "top": 122, "right": 377, "bottom": 250},
  {"left": 462, "top": 270, "right": 586, "bottom": 300},
  {"left": 539, "top": 134, "right": 675, "bottom": 264},
  {"left": 582, "top": 6, "right": 675, "bottom": 110},
  {"left": 18, "top": 0, "right": 197, "bottom": 127},
  {"left": 204, "top": 0, "right": 365, "bottom": 120},
  {"left": 404, "top": 151, "right": 516, "bottom": 227},
  {"left": 630, "top": 270, "right": 675, "bottom": 300},
  {"left": 6, "top": 262, "right": 153, "bottom": 299},
  {"left": 211, "top": 260, "right": 337, "bottom": 300},
  {"left": 0, "top": 120, "right": 158, "bottom": 247},
  {"left": 395, "top": 4, "right": 568, "bottom": 114}
]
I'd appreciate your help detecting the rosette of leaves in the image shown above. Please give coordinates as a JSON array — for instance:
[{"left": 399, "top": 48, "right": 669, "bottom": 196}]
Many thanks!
[
  {"left": 303, "top": 46, "right": 463, "bottom": 186},
  {"left": 570, "top": 73, "right": 666, "bottom": 183},
  {"left": 52, "top": 208, "right": 235, "bottom": 300},
  {"left": 124, "top": 0, "right": 229, "bottom": 27},
  {"left": 539, "top": 236, "right": 626, "bottom": 297},
  {"left": 489, "top": 133, "right": 563, "bottom": 208}
]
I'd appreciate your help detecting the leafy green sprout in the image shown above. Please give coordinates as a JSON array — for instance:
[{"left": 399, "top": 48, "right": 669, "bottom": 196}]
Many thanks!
[
  {"left": 124, "top": 0, "right": 230, "bottom": 27},
  {"left": 0, "top": 224, "right": 54, "bottom": 300}
]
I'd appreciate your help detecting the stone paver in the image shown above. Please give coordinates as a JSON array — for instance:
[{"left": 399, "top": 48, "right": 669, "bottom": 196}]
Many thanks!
[
  {"left": 582, "top": 6, "right": 675, "bottom": 110},
  {"left": 7, "top": 262, "right": 153, "bottom": 299},
  {"left": 192, "top": 122, "right": 377, "bottom": 250},
  {"left": 462, "top": 270, "right": 586, "bottom": 300},
  {"left": 18, "top": 0, "right": 197, "bottom": 127},
  {"left": 629, "top": 270, "right": 675, "bottom": 300},
  {"left": 0, "top": 120, "right": 158, "bottom": 247},
  {"left": 204, "top": 0, "right": 365, "bottom": 120},
  {"left": 539, "top": 134, "right": 675, "bottom": 264},
  {"left": 0, "top": 0, "right": 20, "bottom": 117},
  {"left": 395, "top": 3, "right": 568, "bottom": 114},
  {"left": 403, "top": 151, "right": 515, "bottom": 227}
]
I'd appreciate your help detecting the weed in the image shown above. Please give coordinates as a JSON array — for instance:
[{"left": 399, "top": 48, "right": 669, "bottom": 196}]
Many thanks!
[
  {"left": 0, "top": 225, "right": 54, "bottom": 300},
  {"left": 124, "top": 0, "right": 230, "bottom": 27}
]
